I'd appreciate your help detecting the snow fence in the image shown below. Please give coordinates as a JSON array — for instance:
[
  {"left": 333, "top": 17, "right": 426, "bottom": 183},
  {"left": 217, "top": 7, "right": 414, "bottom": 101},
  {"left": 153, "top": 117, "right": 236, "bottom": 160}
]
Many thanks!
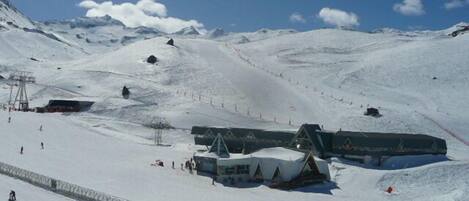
[{"left": 0, "top": 161, "right": 129, "bottom": 201}]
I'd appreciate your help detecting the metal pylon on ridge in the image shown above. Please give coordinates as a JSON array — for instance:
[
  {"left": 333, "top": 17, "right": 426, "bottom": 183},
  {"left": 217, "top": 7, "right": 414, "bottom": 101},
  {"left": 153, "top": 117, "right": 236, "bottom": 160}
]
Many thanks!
[{"left": 8, "top": 71, "right": 36, "bottom": 111}]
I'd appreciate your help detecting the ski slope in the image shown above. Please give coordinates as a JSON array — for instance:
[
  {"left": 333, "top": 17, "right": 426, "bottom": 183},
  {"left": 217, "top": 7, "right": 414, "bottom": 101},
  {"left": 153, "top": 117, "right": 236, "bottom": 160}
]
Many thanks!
[
  {"left": 0, "top": 174, "right": 73, "bottom": 201},
  {"left": 0, "top": 110, "right": 466, "bottom": 201},
  {"left": 0, "top": 2, "right": 468, "bottom": 199}
]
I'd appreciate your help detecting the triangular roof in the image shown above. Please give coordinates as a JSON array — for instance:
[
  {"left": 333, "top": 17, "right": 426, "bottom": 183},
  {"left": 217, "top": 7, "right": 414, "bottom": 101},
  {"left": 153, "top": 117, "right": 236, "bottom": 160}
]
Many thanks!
[
  {"left": 289, "top": 124, "right": 328, "bottom": 157},
  {"left": 209, "top": 133, "right": 230, "bottom": 158},
  {"left": 271, "top": 166, "right": 282, "bottom": 182},
  {"left": 301, "top": 152, "right": 321, "bottom": 176},
  {"left": 253, "top": 163, "right": 264, "bottom": 181}
]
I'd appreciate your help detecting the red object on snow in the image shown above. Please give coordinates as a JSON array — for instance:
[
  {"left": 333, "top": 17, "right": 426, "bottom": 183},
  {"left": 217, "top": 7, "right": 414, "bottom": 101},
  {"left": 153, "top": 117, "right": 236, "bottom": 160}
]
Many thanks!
[{"left": 386, "top": 186, "right": 393, "bottom": 193}]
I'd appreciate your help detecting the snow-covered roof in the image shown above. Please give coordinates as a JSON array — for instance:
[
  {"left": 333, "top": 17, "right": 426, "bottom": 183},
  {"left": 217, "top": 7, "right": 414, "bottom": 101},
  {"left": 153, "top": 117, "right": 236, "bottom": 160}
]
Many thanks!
[
  {"left": 197, "top": 147, "right": 306, "bottom": 161},
  {"left": 249, "top": 147, "right": 305, "bottom": 161}
]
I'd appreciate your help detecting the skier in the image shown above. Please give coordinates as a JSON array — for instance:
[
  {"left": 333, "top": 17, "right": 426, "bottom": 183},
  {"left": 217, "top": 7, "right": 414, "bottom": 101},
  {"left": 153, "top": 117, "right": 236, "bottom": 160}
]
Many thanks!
[
  {"left": 41, "top": 142, "right": 44, "bottom": 150},
  {"left": 8, "top": 116, "right": 11, "bottom": 123},
  {"left": 20, "top": 146, "right": 23, "bottom": 155},
  {"left": 9, "top": 190, "right": 16, "bottom": 201},
  {"left": 39, "top": 125, "right": 43, "bottom": 132},
  {"left": 172, "top": 161, "right": 175, "bottom": 169},
  {"left": 212, "top": 176, "right": 216, "bottom": 185},
  {"left": 122, "top": 86, "right": 130, "bottom": 99}
]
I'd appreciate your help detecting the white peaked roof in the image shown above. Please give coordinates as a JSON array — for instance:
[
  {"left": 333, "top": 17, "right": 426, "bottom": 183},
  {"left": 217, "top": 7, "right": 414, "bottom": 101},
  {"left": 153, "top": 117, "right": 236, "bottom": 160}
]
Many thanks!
[
  {"left": 216, "top": 147, "right": 330, "bottom": 182},
  {"left": 250, "top": 147, "right": 305, "bottom": 161},
  {"left": 196, "top": 135, "right": 330, "bottom": 182}
]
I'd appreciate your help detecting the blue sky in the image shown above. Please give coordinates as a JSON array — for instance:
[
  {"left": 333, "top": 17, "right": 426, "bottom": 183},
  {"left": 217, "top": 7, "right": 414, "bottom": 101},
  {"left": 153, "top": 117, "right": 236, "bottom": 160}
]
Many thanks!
[{"left": 13, "top": 0, "right": 469, "bottom": 32}]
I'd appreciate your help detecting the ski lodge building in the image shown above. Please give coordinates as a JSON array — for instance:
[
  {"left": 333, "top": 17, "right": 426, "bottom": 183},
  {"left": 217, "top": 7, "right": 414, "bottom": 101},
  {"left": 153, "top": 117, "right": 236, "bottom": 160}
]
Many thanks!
[
  {"left": 191, "top": 126, "right": 295, "bottom": 153},
  {"left": 36, "top": 100, "right": 94, "bottom": 113},
  {"left": 192, "top": 124, "right": 447, "bottom": 165},
  {"left": 194, "top": 134, "right": 330, "bottom": 188},
  {"left": 290, "top": 124, "right": 447, "bottom": 164}
]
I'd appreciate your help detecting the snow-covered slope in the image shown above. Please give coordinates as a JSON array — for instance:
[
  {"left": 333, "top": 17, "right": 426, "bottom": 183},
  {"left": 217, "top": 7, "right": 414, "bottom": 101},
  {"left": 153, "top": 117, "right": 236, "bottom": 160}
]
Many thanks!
[
  {"left": 0, "top": 0, "right": 34, "bottom": 29},
  {"left": 0, "top": 28, "right": 86, "bottom": 64},
  {"left": 0, "top": 111, "right": 466, "bottom": 201},
  {"left": 38, "top": 16, "right": 164, "bottom": 53},
  {"left": 212, "top": 28, "right": 297, "bottom": 44},
  {"left": 0, "top": 1, "right": 468, "bottom": 200},
  {"left": 0, "top": 0, "right": 86, "bottom": 63},
  {"left": 0, "top": 174, "right": 73, "bottom": 201}
]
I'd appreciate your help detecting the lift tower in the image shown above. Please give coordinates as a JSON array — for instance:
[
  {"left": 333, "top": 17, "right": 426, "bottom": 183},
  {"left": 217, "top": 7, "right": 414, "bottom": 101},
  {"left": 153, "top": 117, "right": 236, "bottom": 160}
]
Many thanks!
[{"left": 8, "top": 72, "right": 36, "bottom": 111}]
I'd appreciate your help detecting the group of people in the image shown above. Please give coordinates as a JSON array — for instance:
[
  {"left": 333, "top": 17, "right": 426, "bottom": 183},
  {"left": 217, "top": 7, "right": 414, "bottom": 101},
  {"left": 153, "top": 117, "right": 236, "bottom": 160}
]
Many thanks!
[
  {"left": 19, "top": 125, "right": 45, "bottom": 155},
  {"left": 184, "top": 159, "right": 196, "bottom": 174},
  {"left": 155, "top": 158, "right": 197, "bottom": 174}
]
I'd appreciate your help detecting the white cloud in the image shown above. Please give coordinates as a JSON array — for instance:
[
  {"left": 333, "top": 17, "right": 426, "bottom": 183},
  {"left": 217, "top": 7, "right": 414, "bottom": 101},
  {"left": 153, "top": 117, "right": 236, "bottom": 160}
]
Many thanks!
[
  {"left": 289, "top": 12, "right": 306, "bottom": 23},
  {"left": 393, "top": 0, "right": 425, "bottom": 16},
  {"left": 136, "top": 0, "right": 167, "bottom": 17},
  {"left": 444, "top": 0, "right": 469, "bottom": 10},
  {"left": 317, "top": 8, "right": 359, "bottom": 28},
  {"left": 78, "top": 0, "right": 204, "bottom": 33}
]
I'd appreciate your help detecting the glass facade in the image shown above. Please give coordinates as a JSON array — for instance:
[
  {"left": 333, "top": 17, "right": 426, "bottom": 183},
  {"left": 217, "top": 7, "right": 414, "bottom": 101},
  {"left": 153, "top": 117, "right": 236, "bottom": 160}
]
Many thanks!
[{"left": 218, "top": 165, "right": 250, "bottom": 175}]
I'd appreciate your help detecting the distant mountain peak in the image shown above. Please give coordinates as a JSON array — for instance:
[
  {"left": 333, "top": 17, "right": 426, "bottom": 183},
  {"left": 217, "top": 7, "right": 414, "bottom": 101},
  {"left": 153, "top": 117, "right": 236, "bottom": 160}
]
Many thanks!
[
  {"left": 256, "top": 28, "right": 271, "bottom": 34},
  {"left": 45, "top": 15, "right": 126, "bottom": 29},
  {"left": 0, "top": 0, "right": 12, "bottom": 7},
  {"left": 208, "top": 28, "right": 225, "bottom": 38},
  {"left": 174, "top": 26, "right": 200, "bottom": 35},
  {"left": 0, "top": 0, "right": 35, "bottom": 28}
]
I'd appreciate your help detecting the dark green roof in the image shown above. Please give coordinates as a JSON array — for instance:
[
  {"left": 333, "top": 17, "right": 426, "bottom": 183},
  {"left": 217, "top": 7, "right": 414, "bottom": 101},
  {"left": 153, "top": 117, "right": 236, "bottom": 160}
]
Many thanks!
[
  {"left": 192, "top": 124, "right": 447, "bottom": 157},
  {"left": 336, "top": 131, "right": 444, "bottom": 141},
  {"left": 192, "top": 126, "right": 295, "bottom": 154},
  {"left": 191, "top": 126, "right": 295, "bottom": 141},
  {"left": 330, "top": 131, "right": 447, "bottom": 156}
]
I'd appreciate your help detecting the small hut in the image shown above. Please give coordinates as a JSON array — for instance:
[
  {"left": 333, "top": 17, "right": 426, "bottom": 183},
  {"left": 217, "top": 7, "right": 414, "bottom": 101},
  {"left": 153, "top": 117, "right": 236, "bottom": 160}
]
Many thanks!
[
  {"left": 146, "top": 55, "right": 158, "bottom": 64},
  {"left": 166, "top": 38, "right": 174, "bottom": 46},
  {"left": 364, "top": 107, "right": 380, "bottom": 117}
]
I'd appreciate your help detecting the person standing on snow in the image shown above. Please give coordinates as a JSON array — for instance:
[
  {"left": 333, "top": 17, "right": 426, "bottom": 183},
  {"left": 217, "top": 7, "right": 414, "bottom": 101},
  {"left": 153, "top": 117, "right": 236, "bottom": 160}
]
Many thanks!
[
  {"left": 9, "top": 190, "right": 16, "bottom": 201},
  {"left": 41, "top": 142, "right": 44, "bottom": 150},
  {"left": 8, "top": 116, "right": 11, "bottom": 123},
  {"left": 39, "top": 125, "right": 43, "bottom": 132},
  {"left": 20, "top": 146, "right": 23, "bottom": 155}
]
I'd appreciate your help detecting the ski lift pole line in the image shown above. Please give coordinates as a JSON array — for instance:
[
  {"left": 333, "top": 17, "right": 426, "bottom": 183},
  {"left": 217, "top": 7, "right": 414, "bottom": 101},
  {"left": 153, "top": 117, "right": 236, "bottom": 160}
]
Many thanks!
[{"left": 176, "top": 88, "right": 299, "bottom": 126}]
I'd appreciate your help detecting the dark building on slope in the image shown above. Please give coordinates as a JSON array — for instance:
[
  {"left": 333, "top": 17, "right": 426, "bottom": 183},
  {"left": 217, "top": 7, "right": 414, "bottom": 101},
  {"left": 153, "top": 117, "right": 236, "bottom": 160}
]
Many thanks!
[
  {"left": 192, "top": 124, "right": 447, "bottom": 164},
  {"left": 36, "top": 100, "right": 94, "bottom": 113},
  {"left": 290, "top": 124, "right": 447, "bottom": 162},
  {"left": 191, "top": 126, "right": 295, "bottom": 153}
]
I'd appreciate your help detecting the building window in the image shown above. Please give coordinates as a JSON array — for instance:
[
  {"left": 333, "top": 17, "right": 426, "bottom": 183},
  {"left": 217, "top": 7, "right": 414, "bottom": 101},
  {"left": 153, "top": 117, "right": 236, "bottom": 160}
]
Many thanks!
[
  {"left": 225, "top": 167, "right": 235, "bottom": 175},
  {"left": 237, "top": 165, "right": 249, "bottom": 174}
]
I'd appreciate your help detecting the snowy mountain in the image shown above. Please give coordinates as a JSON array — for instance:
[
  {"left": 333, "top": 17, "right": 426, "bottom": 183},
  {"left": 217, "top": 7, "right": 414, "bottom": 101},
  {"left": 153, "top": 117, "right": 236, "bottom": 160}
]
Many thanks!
[
  {"left": 39, "top": 16, "right": 164, "bottom": 53},
  {"left": 213, "top": 28, "right": 298, "bottom": 44},
  {"left": 173, "top": 26, "right": 201, "bottom": 36},
  {"left": 0, "top": 1, "right": 468, "bottom": 201},
  {"left": 0, "top": 0, "right": 34, "bottom": 29},
  {"left": 208, "top": 28, "right": 225, "bottom": 38},
  {"left": 0, "top": 0, "right": 86, "bottom": 63}
]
